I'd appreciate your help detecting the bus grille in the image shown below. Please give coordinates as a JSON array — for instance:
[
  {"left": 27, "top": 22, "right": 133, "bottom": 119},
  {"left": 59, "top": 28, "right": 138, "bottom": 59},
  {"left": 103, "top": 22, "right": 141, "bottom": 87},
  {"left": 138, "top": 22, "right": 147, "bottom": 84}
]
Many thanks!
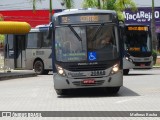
[
  {"left": 134, "top": 62, "right": 151, "bottom": 66},
  {"left": 129, "top": 52, "right": 151, "bottom": 57},
  {"left": 72, "top": 80, "right": 105, "bottom": 86},
  {"left": 68, "top": 64, "right": 107, "bottom": 71}
]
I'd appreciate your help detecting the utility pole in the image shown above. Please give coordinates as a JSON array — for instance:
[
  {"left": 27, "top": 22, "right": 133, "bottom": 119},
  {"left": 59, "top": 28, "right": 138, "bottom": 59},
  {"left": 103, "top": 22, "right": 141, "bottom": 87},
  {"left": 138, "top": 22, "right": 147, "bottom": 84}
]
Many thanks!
[
  {"left": 49, "top": 0, "right": 52, "bottom": 22},
  {"left": 151, "top": 0, "right": 157, "bottom": 50}
]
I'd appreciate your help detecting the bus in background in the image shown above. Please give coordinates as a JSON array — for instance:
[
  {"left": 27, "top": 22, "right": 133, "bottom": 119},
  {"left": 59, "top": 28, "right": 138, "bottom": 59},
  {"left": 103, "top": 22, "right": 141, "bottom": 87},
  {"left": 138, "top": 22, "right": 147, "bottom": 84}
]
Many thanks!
[
  {"left": 123, "top": 24, "right": 153, "bottom": 75},
  {"left": 4, "top": 24, "right": 53, "bottom": 75},
  {"left": 51, "top": 9, "right": 124, "bottom": 95}
]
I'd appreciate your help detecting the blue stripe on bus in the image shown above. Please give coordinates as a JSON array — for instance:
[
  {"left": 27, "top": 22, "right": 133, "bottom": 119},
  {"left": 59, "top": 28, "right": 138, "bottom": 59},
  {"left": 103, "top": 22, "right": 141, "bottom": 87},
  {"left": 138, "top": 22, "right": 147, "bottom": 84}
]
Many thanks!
[{"left": 39, "top": 27, "right": 49, "bottom": 31}]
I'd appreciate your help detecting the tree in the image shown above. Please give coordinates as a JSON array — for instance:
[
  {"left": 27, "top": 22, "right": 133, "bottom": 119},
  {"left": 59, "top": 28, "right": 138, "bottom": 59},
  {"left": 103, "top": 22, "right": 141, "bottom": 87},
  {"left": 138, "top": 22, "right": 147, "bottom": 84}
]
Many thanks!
[
  {"left": 83, "top": 0, "right": 97, "bottom": 8},
  {"left": 49, "top": 0, "right": 53, "bottom": 21},
  {"left": 151, "top": 0, "right": 157, "bottom": 50},
  {"left": 0, "top": 14, "right": 3, "bottom": 21},
  {"left": 28, "top": 0, "right": 54, "bottom": 21},
  {"left": 61, "top": 0, "right": 74, "bottom": 9},
  {"left": 0, "top": 15, "right": 5, "bottom": 49},
  {"left": 114, "top": 0, "right": 137, "bottom": 20},
  {"left": 82, "top": 0, "right": 137, "bottom": 21},
  {"left": 28, "top": 0, "right": 42, "bottom": 12}
]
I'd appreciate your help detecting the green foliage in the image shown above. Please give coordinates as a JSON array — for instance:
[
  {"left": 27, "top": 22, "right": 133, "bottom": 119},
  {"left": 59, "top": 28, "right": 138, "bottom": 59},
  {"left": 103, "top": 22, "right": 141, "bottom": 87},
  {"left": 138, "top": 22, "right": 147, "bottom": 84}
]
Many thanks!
[
  {"left": 113, "top": 0, "right": 137, "bottom": 21},
  {"left": 28, "top": 0, "right": 42, "bottom": 11},
  {"left": 82, "top": 0, "right": 137, "bottom": 21},
  {"left": 61, "top": 0, "right": 74, "bottom": 9},
  {"left": 0, "top": 14, "right": 4, "bottom": 42},
  {"left": 114, "top": 0, "right": 137, "bottom": 12},
  {"left": 0, "top": 35, "right": 5, "bottom": 41},
  {"left": 152, "top": 49, "right": 158, "bottom": 56},
  {"left": 0, "top": 14, "right": 3, "bottom": 21},
  {"left": 0, "top": 17, "right": 3, "bottom": 21},
  {"left": 152, "top": 49, "right": 158, "bottom": 65},
  {"left": 116, "top": 11, "right": 125, "bottom": 21},
  {"left": 83, "top": 0, "right": 97, "bottom": 8},
  {"left": 105, "top": 0, "right": 116, "bottom": 10}
]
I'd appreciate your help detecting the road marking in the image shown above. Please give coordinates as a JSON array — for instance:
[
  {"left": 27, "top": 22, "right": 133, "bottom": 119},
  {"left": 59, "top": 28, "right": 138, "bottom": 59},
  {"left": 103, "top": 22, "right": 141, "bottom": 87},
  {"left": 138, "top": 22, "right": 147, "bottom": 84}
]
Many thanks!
[{"left": 115, "top": 98, "right": 138, "bottom": 103}]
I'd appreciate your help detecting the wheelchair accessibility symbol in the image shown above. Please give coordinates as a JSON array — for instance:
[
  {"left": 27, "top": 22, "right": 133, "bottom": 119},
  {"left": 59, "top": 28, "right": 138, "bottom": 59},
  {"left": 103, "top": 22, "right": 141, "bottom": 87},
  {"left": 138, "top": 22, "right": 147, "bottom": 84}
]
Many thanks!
[{"left": 88, "top": 52, "right": 97, "bottom": 61}]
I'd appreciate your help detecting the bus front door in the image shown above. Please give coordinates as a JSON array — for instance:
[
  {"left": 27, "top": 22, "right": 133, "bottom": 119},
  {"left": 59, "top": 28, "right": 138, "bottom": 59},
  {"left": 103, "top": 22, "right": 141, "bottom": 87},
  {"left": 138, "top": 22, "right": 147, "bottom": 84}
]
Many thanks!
[{"left": 14, "top": 35, "right": 26, "bottom": 69}]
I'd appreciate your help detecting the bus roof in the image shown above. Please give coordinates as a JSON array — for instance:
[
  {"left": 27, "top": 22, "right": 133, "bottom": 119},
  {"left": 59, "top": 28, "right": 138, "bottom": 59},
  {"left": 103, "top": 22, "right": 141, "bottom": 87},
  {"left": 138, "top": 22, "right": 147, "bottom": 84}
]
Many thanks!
[
  {"left": 53, "top": 9, "right": 117, "bottom": 17},
  {"left": 30, "top": 27, "right": 48, "bottom": 32},
  {"left": 125, "top": 24, "right": 150, "bottom": 27},
  {"left": 35, "top": 24, "right": 49, "bottom": 28},
  {"left": 30, "top": 25, "right": 49, "bottom": 32},
  {"left": 30, "top": 28, "right": 41, "bottom": 32}
]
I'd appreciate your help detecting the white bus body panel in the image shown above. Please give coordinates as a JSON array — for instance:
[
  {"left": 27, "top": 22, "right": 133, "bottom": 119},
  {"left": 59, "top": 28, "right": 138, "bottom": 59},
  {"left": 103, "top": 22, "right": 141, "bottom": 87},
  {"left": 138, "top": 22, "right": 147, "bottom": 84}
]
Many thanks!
[
  {"left": 123, "top": 58, "right": 134, "bottom": 69},
  {"left": 5, "top": 58, "right": 15, "bottom": 69},
  {"left": 25, "top": 49, "right": 52, "bottom": 70},
  {"left": 5, "top": 50, "right": 26, "bottom": 69}
]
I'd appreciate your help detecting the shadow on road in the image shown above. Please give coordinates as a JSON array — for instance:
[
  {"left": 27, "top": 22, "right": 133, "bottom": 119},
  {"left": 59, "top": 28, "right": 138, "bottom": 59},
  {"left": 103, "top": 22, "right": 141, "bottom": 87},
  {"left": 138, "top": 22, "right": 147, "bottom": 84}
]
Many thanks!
[
  {"left": 124, "top": 73, "right": 156, "bottom": 76},
  {"left": 58, "top": 86, "right": 139, "bottom": 98},
  {"left": 117, "top": 86, "right": 139, "bottom": 96}
]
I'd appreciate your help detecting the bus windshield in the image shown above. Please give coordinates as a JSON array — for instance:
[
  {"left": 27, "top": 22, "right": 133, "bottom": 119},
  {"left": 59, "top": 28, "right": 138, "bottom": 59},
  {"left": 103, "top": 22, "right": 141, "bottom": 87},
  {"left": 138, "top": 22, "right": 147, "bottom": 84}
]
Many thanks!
[
  {"left": 124, "top": 31, "right": 151, "bottom": 52},
  {"left": 55, "top": 24, "right": 119, "bottom": 62}
]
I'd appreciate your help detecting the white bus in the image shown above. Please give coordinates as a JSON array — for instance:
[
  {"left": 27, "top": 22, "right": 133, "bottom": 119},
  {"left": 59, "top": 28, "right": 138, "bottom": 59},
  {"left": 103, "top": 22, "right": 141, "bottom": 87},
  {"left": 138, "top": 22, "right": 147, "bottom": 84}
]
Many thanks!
[
  {"left": 123, "top": 24, "right": 153, "bottom": 75},
  {"left": 50, "top": 9, "right": 124, "bottom": 95},
  {"left": 4, "top": 25, "right": 53, "bottom": 74}
]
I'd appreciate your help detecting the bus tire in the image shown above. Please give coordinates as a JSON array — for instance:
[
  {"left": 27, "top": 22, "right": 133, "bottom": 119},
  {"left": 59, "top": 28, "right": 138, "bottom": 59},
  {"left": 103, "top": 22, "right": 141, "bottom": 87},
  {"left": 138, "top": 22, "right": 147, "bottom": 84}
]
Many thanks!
[
  {"left": 55, "top": 89, "right": 68, "bottom": 95},
  {"left": 105, "top": 87, "right": 120, "bottom": 94},
  {"left": 33, "top": 60, "right": 45, "bottom": 75},
  {"left": 123, "top": 69, "right": 129, "bottom": 75}
]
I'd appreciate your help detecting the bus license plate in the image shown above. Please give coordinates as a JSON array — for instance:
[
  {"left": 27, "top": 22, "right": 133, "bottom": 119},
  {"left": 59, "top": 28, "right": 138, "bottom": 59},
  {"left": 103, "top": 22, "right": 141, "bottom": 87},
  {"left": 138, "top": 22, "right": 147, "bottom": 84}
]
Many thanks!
[
  {"left": 83, "top": 79, "right": 95, "bottom": 84},
  {"left": 140, "top": 64, "right": 145, "bottom": 67}
]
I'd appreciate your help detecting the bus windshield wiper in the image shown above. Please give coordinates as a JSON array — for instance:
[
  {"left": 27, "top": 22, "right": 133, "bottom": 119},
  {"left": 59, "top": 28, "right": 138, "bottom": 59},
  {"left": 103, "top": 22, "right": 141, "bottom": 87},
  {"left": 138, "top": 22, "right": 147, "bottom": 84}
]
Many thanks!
[
  {"left": 68, "top": 25, "right": 82, "bottom": 41},
  {"left": 91, "top": 23, "right": 105, "bottom": 41}
]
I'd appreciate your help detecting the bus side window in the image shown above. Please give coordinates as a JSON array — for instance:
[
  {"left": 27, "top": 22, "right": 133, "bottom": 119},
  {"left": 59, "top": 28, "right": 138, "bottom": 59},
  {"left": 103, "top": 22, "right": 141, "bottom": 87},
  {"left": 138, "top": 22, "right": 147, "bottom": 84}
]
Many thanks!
[
  {"left": 16, "top": 35, "right": 26, "bottom": 50},
  {"left": 42, "top": 32, "right": 52, "bottom": 48},
  {"left": 27, "top": 33, "right": 41, "bottom": 48},
  {"left": 7, "top": 35, "right": 14, "bottom": 50},
  {"left": 5, "top": 35, "right": 13, "bottom": 58}
]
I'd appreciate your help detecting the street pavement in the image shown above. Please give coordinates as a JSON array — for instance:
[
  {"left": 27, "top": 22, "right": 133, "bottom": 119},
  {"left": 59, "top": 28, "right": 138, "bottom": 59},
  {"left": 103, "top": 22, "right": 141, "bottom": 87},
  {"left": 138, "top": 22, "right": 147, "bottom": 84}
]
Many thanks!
[{"left": 0, "top": 69, "right": 37, "bottom": 80}]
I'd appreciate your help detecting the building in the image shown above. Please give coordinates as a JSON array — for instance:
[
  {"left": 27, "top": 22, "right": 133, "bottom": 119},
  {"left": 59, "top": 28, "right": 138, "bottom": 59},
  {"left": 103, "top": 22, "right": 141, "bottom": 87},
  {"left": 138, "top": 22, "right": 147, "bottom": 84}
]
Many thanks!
[
  {"left": 0, "top": 0, "right": 64, "bottom": 27},
  {"left": 124, "top": 7, "right": 160, "bottom": 50},
  {"left": 0, "top": 9, "right": 62, "bottom": 27}
]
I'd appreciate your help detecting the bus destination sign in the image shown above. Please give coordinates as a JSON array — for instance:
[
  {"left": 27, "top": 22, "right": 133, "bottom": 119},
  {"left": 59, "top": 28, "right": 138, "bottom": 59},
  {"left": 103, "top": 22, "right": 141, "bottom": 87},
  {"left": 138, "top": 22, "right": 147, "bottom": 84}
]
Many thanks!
[
  {"left": 127, "top": 26, "right": 148, "bottom": 31},
  {"left": 59, "top": 14, "right": 111, "bottom": 24}
]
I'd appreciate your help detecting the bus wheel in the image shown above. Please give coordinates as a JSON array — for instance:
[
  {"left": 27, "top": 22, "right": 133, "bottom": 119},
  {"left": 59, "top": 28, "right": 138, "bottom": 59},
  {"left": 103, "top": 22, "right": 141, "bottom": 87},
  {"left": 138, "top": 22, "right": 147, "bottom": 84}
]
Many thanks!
[
  {"left": 55, "top": 89, "right": 68, "bottom": 95},
  {"left": 105, "top": 87, "right": 120, "bottom": 94},
  {"left": 123, "top": 69, "right": 129, "bottom": 75},
  {"left": 33, "top": 60, "right": 45, "bottom": 75}
]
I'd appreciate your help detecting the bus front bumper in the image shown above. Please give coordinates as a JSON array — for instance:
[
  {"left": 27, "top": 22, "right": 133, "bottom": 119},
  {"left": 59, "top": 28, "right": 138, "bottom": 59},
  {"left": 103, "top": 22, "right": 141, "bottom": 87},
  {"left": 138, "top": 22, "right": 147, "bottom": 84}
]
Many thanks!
[
  {"left": 133, "top": 61, "right": 153, "bottom": 69},
  {"left": 53, "top": 71, "right": 123, "bottom": 90}
]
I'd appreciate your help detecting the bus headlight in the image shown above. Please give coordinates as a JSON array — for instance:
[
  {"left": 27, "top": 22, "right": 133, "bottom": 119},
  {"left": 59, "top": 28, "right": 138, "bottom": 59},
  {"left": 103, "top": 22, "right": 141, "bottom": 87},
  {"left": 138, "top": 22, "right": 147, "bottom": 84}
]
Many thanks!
[
  {"left": 56, "top": 65, "right": 66, "bottom": 77},
  {"left": 126, "top": 57, "right": 133, "bottom": 62},
  {"left": 110, "top": 63, "right": 119, "bottom": 74}
]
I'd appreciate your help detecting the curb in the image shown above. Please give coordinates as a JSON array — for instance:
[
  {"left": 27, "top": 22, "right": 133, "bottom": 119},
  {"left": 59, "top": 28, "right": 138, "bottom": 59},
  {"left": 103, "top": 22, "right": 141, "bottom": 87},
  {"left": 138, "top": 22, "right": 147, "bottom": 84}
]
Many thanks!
[
  {"left": 0, "top": 73, "right": 37, "bottom": 81},
  {"left": 153, "top": 66, "right": 160, "bottom": 68}
]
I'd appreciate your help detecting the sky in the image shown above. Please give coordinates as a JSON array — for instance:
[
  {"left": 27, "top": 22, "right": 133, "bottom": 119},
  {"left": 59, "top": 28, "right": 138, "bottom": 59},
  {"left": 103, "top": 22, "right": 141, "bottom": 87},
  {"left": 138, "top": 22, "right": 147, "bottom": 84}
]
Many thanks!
[{"left": 0, "top": 0, "right": 159, "bottom": 10}]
